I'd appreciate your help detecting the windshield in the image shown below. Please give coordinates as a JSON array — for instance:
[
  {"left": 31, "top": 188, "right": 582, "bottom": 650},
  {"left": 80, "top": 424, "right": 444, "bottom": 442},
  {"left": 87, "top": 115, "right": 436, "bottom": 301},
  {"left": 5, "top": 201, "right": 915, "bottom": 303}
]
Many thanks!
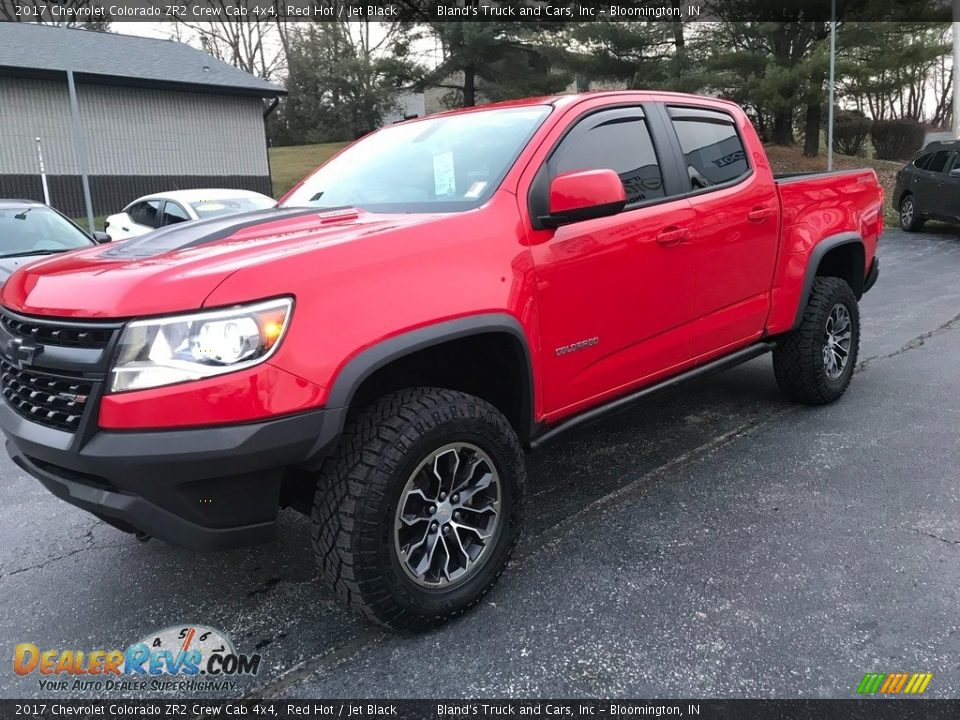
[
  {"left": 0, "top": 207, "right": 92, "bottom": 258},
  {"left": 190, "top": 196, "right": 276, "bottom": 219},
  {"left": 280, "top": 106, "right": 551, "bottom": 213}
]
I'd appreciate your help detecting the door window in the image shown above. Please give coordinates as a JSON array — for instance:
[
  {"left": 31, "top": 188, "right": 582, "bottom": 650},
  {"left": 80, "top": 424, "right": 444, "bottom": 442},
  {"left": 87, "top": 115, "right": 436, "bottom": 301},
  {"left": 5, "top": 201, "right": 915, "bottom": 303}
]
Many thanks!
[
  {"left": 550, "top": 109, "right": 666, "bottom": 205},
  {"left": 913, "top": 153, "right": 932, "bottom": 169},
  {"left": 129, "top": 200, "right": 162, "bottom": 229},
  {"left": 925, "top": 151, "right": 952, "bottom": 174},
  {"left": 160, "top": 201, "right": 190, "bottom": 226},
  {"left": 668, "top": 108, "right": 749, "bottom": 189}
]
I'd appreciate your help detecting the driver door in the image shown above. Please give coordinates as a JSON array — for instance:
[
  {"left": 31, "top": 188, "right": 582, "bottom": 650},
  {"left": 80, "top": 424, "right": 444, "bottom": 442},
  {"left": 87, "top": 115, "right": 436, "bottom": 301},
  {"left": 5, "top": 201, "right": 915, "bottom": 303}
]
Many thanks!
[{"left": 525, "top": 104, "right": 697, "bottom": 418}]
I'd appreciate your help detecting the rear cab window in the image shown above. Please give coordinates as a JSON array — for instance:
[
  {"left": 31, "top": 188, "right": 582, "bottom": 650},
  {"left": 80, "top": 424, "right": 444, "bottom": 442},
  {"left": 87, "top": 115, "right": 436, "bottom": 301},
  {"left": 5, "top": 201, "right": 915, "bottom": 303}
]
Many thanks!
[{"left": 667, "top": 106, "right": 750, "bottom": 190}]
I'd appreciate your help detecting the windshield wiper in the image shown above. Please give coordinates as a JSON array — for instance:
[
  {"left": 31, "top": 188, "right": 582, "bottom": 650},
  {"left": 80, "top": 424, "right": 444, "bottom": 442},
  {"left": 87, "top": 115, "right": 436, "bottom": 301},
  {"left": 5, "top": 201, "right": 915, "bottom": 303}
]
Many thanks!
[{"left": 0, "top": 249, "right": 72, "bottom": 259}]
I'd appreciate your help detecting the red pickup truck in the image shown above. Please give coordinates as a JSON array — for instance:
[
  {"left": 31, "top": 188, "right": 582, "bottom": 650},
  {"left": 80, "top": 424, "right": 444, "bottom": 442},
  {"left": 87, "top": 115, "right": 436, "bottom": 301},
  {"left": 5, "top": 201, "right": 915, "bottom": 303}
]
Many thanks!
[{"left": 0, "top": 92, "right": 880, "bottom": 630}]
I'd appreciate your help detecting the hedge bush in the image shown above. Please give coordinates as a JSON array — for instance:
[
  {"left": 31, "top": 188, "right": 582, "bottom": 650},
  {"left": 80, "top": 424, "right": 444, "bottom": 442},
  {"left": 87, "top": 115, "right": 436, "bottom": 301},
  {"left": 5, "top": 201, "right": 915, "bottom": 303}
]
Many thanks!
[
  {"left": 832, "top": 113, "right": 872, "bottom": 156},
  {"left": 870, "top": 119, "right": 926, "bottom": 160}
]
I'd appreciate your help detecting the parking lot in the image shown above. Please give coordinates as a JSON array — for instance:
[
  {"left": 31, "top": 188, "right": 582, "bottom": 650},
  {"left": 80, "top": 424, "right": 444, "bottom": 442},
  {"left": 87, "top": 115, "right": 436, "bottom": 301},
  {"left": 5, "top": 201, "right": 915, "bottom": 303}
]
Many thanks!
[{"left": 1, "top": 227, "right": 959, "bottom": 699}]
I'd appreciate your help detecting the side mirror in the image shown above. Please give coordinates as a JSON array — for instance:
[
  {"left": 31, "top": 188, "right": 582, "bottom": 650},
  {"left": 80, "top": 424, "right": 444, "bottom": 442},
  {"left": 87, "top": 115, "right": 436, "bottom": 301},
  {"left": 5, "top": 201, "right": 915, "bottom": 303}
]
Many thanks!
[
  {"left": 541, "top": 169, "right": 627, "bottom": 228},
  {"left": 92, "top": 232, "right": 112, "bottom": 244}
]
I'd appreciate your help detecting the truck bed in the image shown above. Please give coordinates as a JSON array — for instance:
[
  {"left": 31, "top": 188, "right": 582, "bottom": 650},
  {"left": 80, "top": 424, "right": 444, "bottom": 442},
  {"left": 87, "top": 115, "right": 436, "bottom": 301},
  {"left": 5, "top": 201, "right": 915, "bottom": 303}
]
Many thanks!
[{"left": 774, "top": 168, "right": 873, "bottom": 184}]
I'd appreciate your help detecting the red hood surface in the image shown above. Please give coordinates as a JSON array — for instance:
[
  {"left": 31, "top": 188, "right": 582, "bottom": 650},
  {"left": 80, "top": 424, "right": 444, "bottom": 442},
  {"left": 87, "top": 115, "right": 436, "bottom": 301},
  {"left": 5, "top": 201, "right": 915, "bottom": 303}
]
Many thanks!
[{"left": 0, "top": 208, "right": 437, "bottom": 318}]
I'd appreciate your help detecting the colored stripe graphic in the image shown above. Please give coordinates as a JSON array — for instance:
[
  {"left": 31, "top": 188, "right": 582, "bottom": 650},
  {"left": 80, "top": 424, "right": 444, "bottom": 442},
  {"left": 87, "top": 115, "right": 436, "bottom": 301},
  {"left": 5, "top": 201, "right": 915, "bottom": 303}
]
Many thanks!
[
  {"left": 857, "top": 672, "right": 932, "bottom": 695},
  {"left": 857, "top": 673, "right": 885, "bottom": 694}
]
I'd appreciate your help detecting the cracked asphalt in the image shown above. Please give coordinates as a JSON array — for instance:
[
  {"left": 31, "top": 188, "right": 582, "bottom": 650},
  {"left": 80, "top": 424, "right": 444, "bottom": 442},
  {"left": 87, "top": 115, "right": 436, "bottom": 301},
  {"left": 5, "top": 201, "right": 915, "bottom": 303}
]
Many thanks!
[{"left": 1, "top": 228, "right": 959, "bottom": 699}]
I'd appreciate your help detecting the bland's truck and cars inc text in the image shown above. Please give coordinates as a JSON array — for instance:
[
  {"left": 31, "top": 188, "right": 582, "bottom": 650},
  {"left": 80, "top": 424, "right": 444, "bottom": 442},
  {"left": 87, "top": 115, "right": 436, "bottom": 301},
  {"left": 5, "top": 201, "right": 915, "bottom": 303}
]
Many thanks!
[{"left": 0, "top": 92, "right": 880, "bottom": 631}]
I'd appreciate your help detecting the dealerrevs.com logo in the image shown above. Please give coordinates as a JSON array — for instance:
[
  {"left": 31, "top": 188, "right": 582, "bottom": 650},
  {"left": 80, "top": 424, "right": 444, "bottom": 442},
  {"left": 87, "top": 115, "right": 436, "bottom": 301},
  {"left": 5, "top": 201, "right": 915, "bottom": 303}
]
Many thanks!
[{"left": 13, "top": 625, "right": 261, "bottom": 693}]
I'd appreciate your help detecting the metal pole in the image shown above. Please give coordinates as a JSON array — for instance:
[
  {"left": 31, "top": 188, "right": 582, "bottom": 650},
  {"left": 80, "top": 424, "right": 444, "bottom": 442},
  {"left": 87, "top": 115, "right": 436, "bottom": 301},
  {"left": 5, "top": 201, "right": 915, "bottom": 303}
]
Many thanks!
[
  {"left": 826, "top": 0, "right": 836, "bottom": 171},
  {"left": 954, "top": 0, "right": 960, "bottom": 137},
  {"left": 35, "top": 137, "right": 50, "bottom": 206},
  {"left": 66, "top": 69, "right": 96, "bottom": 234}
]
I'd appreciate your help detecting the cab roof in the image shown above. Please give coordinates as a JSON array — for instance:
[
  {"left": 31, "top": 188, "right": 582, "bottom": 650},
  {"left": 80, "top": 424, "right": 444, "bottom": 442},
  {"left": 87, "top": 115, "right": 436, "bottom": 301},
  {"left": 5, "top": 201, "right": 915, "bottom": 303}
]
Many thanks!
[
  {"left": 417, "top": 90, "right": 736, "bottom": 122},
  {"left": 0, "top": 199, "right": 45, "bottom": 210}
]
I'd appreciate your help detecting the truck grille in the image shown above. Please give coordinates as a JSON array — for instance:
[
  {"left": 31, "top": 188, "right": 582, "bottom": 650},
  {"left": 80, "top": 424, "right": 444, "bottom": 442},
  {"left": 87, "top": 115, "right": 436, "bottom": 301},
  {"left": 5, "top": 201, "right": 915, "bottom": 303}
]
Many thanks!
[
  {"left": 0, "top": 314, "right": 114, "bottom": 349},
  {"left": 0, "top": 360, "right": 93, "bottom": 432}
]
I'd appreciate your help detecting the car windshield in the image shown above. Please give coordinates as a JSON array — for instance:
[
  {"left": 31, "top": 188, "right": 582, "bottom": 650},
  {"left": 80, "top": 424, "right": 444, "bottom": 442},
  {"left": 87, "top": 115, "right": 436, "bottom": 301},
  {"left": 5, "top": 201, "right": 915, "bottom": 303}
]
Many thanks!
[
  {"left": 0, "top": 207, "right": 92, "bottom": 258},
  {"left": 189, "top": 196, "right": 276, "bottom": 219},
  {"left": 280, "top": 106, "right": 551, "bottom": 214}
]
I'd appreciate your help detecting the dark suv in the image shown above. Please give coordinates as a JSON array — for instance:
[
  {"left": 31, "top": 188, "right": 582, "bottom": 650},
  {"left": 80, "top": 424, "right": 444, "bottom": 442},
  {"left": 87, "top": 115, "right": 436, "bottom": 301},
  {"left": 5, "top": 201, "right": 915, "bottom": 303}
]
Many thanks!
[{"left": 894, "top": 140, "right": 960, "bottom": 231}]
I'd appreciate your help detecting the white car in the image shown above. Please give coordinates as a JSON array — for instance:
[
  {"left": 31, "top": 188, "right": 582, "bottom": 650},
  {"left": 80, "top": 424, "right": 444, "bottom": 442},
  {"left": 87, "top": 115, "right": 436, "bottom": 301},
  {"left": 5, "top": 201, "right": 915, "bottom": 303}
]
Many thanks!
[{"left": 104, "top": 189, "right": 277, "bottom": 241}]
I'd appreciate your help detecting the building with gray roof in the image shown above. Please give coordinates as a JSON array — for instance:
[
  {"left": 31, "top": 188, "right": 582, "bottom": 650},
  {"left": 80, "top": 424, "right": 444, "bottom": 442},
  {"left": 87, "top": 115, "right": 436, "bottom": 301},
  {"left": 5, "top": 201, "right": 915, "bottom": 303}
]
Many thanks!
[{"left": 0, "top": 23, "right": 284, "bottom": 217}]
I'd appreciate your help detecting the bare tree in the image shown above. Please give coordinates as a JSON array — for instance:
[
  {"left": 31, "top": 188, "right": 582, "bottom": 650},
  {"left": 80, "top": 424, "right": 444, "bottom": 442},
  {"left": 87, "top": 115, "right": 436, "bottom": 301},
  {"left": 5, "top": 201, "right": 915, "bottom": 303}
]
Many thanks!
[{"left": 172, "top": 2, "right": 286, "bottom": 81}]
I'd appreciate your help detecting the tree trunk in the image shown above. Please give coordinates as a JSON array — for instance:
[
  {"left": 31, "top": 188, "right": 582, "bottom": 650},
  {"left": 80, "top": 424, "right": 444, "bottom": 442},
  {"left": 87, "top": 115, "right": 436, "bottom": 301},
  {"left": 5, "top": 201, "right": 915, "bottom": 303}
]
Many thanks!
[
  {"left": 803, "top": 101, "right": 821, "bottom": 157},
  {"left": 463, "top": 64, "right": 476, "bottom": 107},
  {"left": 670, "top": 0, "right": 684, "bottom": 50},
  {"left": 772, "top": 108, "right": 794, "bottom": 145}
]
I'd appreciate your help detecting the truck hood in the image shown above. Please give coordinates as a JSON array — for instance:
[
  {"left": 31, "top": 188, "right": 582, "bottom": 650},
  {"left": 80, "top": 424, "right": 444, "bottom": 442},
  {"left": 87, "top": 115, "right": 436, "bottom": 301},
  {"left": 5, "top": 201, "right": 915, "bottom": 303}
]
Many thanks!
[{"left": 0, "top": 207, "right": 437, "bottom": 318}]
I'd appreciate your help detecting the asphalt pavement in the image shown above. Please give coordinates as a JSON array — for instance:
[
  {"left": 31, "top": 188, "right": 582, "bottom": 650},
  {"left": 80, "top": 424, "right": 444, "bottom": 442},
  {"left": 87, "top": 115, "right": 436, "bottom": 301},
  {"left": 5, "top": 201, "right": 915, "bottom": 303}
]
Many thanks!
[{"left": 1, "top": 227, "right": 959, "bottom": 699}]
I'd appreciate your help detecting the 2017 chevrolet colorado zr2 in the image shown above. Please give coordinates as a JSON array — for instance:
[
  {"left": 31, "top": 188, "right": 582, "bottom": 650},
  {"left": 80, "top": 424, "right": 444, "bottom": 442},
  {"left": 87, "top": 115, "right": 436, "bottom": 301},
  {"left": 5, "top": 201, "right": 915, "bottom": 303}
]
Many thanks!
[{"left": 0, "top": 92, "right": 881, "bottom": 631}]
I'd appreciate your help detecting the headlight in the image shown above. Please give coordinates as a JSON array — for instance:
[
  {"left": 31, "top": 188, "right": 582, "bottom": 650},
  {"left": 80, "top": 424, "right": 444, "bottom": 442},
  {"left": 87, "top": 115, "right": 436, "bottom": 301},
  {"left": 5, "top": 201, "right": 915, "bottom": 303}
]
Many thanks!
[{"left": 110, "top": 297, "right": 293, "bottom": 392}]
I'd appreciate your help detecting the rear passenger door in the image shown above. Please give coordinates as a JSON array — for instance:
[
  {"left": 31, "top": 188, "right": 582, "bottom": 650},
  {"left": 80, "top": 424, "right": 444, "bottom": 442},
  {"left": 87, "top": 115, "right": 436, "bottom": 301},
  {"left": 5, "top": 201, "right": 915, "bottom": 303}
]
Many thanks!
[
  {"left": 127, "top": 199, "right": 163, "bottom": 236},
  {"left": 915, "top": 150, "right": 953, "bottom": 219},
  {"left": 936, "top": 152, "right": 960, "bottom": 220},
  {"left": 660, "top": 104, "right": 779, "bottom": 357}
]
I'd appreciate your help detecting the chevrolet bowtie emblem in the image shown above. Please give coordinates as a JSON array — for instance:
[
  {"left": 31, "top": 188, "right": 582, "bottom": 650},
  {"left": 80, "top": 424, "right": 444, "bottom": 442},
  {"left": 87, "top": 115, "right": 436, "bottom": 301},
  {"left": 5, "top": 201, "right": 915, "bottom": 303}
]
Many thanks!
[{"left": 5, "top": 337, "right": 41, "bottom": 368}]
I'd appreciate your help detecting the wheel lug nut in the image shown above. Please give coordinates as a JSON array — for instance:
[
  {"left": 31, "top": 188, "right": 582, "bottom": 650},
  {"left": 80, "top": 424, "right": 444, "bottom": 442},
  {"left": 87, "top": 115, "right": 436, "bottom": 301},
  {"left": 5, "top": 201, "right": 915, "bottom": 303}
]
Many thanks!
[
  {"left": 429, "top": 505, "right": 436, "bottom": 515},
  {"left": 451, "top": 494, "right": 459, "bottom": 503},
  {"left": 442, "top": 525, "right": 451, "bottom": 534},
  {"left": 430, "top": 522, "right": 438, "bottom": 533},
  {"left": 439, "top": 492, "right": 446, "bottom": 500},
  {"left": 453, "top": 511, "right": 461, "bottom": 521}
]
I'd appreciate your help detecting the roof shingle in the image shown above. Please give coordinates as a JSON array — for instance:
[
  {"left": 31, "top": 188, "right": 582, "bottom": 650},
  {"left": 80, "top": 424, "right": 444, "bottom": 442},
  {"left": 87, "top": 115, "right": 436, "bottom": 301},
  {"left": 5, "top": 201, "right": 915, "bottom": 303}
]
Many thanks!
[{"left": 0, "top": 23, "right": 283, "bottom": 96}]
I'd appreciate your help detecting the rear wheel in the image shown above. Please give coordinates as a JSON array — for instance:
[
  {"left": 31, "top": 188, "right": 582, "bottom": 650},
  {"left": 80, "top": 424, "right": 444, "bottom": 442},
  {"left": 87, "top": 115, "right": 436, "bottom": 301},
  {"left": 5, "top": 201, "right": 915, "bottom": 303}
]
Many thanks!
[
  {"left": 899, "top": 193, "right": 924, "bottom": 232},
  {"left": 773, "top": 277, "right": 860, "bottom": 405},
  {"left": 312, "top": 388, "right": 525, "bottom": 631}
]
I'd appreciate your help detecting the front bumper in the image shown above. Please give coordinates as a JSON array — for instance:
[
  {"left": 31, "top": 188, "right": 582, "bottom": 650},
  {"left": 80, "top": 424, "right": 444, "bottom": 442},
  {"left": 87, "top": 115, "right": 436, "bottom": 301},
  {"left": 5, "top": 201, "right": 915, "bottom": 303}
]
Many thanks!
[{"left": 1, "top": 401, "right": 331, "bottom": 550}]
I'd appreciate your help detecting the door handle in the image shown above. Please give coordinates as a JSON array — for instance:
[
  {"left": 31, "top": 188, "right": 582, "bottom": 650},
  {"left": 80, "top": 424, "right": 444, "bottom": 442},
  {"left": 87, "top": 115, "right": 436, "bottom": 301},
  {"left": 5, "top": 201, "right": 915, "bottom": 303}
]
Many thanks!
[
  {"left": 656, "top": 227, "right": 688, "bottom": 246},
  {"left": 121, "top": 227, "right": 129, "bottom": 232},
  {"left": 747, "top": 207, "right": 774, "bottom": 223}
]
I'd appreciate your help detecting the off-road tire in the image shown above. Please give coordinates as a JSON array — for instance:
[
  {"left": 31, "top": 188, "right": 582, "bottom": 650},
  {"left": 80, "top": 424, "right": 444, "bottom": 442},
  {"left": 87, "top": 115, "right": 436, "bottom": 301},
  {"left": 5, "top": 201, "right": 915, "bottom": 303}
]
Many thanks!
[
  {"left": 899, "top": 193, "right": 924, "bottom": 232},
  {"left": 311, "top": 388, "right": 526, "bottom": 632},
  {"left": 773, "top": 277, "right": 860, "bottom": 405}
]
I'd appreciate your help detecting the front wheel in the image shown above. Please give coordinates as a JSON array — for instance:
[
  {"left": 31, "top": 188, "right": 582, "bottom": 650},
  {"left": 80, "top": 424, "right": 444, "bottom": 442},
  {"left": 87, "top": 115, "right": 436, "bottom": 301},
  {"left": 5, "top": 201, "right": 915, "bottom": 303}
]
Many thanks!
[
  {"left": 312, "top": 388, "right": 525, "bottom": 632},
  {"left": 773, "top": 277, "right": 860, "bottom": 405},
  {"left": 899, "top": 194, "right": 924, "bottom": 232}
]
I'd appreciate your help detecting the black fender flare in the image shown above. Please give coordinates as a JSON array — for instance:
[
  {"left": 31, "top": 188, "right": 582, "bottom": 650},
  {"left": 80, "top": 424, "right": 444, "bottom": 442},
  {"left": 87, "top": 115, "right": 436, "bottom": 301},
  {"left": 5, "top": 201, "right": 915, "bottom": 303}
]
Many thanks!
[
  {"left": 301, "top": 313, "right": 536, "bottom": 467},
  {"left": 791, "top": 231, "right": 865, "bottom": 329}
]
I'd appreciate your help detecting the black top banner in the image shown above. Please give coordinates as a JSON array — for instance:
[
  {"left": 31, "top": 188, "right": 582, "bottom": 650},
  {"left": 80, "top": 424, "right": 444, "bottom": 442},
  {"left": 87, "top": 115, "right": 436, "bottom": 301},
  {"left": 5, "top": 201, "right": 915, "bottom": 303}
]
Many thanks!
[{"left": 0, "top": 0, "right": 953, "bottom": 23}]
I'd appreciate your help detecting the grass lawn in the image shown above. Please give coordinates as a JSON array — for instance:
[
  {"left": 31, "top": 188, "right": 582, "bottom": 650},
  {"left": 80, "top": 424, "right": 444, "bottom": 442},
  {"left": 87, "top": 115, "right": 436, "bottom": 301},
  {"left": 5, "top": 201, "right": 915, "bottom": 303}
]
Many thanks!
[
  {"left": 268, "top": 142, "right": 347, "bottom": 199},
  {"left": 69, "top": 215, "right": 107, "bottom": 233},
  {"left": 269, "top": 141, "right": 908, "bottom": 225},
  {"left": 73, "top": 142, "right": 920, "bottom": 234}
]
